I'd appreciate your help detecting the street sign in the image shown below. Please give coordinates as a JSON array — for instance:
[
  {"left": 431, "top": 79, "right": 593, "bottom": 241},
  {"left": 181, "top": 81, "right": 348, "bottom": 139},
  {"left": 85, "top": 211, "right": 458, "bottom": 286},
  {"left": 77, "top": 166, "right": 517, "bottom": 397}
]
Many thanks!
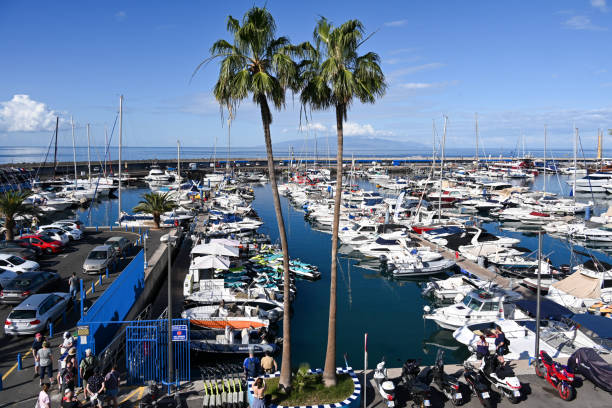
[
  {"left": 77, "top": 326, "right": 89, "bottom": 336},
  {"left": 172, "top": 324, "right": 187, "bottom": 341}
]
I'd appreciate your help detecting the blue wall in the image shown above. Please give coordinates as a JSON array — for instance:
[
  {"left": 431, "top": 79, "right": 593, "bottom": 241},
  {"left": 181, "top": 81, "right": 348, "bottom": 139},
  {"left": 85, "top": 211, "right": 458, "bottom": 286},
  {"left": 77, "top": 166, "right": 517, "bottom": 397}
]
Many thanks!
[{"left": 77, "top": 250, "right": 145, "bottom": 357}]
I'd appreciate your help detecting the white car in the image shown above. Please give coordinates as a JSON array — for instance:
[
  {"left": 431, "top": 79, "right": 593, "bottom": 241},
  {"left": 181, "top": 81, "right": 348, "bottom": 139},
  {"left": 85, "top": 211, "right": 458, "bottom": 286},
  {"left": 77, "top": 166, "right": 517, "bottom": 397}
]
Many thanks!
[
  {"left": 55, "top": 219, "right": 84, "bottom": 230},
  {"left": 48, "top": 224, "right": 83, "bottom": 240},
  {"left": 0, "top": 254, "right": 39, "bottom": 273},
  {"left": 4, "top": 292, "right": 71, "bottom": 335},
  {"left": 36, "top": 227, "right": 69, "bottom": 246}
]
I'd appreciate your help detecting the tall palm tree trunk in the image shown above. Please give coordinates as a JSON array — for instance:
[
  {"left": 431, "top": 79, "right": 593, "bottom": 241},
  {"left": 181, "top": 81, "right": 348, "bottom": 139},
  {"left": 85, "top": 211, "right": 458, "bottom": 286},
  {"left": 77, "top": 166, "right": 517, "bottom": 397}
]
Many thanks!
[
  {"left": 259, "top": 97, "right": 292, "bottom": 389},
  {"left": 323, "top": 104, "right": 344, "bottom": 387},
  {"left": 4, "top": 218, "right": 15, "bottom": 241}
]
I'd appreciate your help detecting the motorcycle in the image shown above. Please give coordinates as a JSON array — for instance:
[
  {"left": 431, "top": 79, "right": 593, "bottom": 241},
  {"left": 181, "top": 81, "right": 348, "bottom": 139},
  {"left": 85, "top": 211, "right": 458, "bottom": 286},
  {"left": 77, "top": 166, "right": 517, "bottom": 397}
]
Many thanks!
[
  {"left": 399, "top": 359, "right": 432, "bottom": 408},
  {"left": 535, "top": 350, "right": 575, "bottom": 401},
  {"left": 429, "top": 350, "right": 462, "bottom": 406},
  {"left": 374, "top": 357, "right": 396, "bottom": 408},
  {"left": 463, "top": 361, "right": 492, "bottom": 408},
  {"left": 478, "top": 353, "right": 522, "bottom": 404}
]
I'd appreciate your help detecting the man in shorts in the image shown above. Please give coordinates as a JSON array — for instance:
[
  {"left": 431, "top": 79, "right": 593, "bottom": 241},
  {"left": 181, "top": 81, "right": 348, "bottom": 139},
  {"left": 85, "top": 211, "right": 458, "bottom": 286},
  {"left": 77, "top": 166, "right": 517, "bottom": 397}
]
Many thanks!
[{"left": 104, "top": 364, "right": 120, "bottom": 407}]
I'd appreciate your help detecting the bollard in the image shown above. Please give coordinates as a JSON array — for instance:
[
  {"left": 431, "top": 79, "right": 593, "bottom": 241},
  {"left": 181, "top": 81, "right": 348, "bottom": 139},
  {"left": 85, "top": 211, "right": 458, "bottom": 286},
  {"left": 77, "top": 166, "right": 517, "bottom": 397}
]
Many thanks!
[
  {"left": 49, "top": 322, "right": 53, "bottom": 337},
  {"left": 110, "top": 225, "right": 112, "bottom": 231},
  {"left": 99, "top": 275, "right": 103, "bottom": 286},
  {"left": 17, "top": 353, "right": 22, "bottom": 370},
  {"left": 131, "top": 226, "right": 134, "bottom": 232},
  {"left": 106, "top": 267, "right": 109, "bottom": 278},
  {"left": 91, "top": 281, "right": 95, "bottom": 294},
  {"left": 125, "top": 225, "right": 128, "bottom": 231},
  {"left": 80, "top": 279, "right": 85, "bottom": 319},
  {"left": 96, "top": 225, "right": 98, "bottom": 232}
]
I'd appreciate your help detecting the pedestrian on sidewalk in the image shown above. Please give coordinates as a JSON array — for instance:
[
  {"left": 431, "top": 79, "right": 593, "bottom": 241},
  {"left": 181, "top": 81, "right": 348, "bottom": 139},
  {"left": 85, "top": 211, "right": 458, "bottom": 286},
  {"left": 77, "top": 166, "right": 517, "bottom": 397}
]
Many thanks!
[
  {"left": 68, "top": 272, "right": 78, "bottom": 300},
  {"left": 79, "top": 348, "right": 98, "bottom": 399},
  {"left": 86, "top": 367, "right": 106, "bottom": 408},
  {"left": 57, "top": 358, "right": 76, "bottom": 394},
  {"left": 31, "top": 332, "right": 45, "bottom": 378},
  {"left": 60, "top": 331, "right": 74, "bottom": 356},
  {"left": 38, "top": 341, "right": 54, "bottom": 386},
  {"left": 37, "top": 383, "right": 51, "bottom": 408},
  {"left": 251, "top": 377, "right": 266, "bottom": 408},
  {"left": 61, "top": 388, "right": 80, "bottom": 407},
  {"left": 261, "top": 351, "right": 277, "bottom": 374},
  {"left": 104, "top": 364, "right": 120, "bottom": 407},
  {"left": 243, "top": 350, "right": 260, "bottom": 378}
]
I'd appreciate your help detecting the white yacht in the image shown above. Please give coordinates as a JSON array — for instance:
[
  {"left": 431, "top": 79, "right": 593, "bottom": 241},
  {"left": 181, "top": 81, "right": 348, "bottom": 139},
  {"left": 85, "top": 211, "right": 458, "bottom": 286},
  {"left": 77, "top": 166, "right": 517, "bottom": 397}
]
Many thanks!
[
  {"left": 423, "top": 289, "right": 526, "bottom": 330},
  {"left": 144, "top": 165, "right": 172, "bottom": 182}
]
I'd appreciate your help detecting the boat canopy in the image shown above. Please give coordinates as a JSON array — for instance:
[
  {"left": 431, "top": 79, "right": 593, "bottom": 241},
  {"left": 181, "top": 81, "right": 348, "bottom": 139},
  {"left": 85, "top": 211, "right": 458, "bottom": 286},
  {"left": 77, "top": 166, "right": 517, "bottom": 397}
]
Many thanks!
[
  {"left": 514, "top": 299, "right": 573, "bottom": 320},
  {"left": 570, "top": 314, "right": 612, "bottom": 340},
  {"left": 550, "top": 270, "right": 601, "bottom": 300}
]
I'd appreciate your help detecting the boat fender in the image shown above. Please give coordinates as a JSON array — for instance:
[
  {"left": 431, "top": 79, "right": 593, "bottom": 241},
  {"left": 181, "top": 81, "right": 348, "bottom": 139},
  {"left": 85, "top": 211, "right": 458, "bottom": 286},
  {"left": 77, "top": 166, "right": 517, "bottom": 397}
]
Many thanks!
[{"left": 423, "top": 305, "right": 431, "bottom": 314}]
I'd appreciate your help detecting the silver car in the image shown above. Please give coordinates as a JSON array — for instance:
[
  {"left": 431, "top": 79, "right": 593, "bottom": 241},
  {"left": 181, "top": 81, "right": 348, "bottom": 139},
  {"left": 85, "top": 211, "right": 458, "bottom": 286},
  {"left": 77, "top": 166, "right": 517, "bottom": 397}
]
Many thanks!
[
  {"left": 83, "top": 245, "right": 117, "bottom": 274},
  {"left": 105, "top": 236, "right": 131, "bottom": 257},
  {"left": 4, "top": 292, "right": 71, "bottom": 335}
]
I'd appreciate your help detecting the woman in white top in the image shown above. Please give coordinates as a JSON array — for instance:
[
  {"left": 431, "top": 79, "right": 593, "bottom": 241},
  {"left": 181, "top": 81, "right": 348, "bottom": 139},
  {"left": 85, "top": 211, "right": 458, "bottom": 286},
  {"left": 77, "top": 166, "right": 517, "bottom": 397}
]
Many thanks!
[{"left": 37, "top": 383, "right": 50, "bottom": 408}]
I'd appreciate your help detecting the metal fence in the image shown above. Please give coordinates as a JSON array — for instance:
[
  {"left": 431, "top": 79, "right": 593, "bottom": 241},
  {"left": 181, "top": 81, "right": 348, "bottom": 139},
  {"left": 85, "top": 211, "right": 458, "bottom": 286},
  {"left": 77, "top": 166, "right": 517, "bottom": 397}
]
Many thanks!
[{"left": 125, "top": 318, "right": 191, "bottom": 385}]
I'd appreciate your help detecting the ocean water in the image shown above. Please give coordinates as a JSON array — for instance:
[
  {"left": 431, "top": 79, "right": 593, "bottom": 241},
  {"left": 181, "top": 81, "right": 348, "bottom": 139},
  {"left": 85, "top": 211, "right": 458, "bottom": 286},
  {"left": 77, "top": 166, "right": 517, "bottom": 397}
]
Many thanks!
[
  {"left": 58, "top": 174, "right": 612, "bottom": 368},
  {"left": 0, "top": 145, "right": 606, "bottom": 165}
]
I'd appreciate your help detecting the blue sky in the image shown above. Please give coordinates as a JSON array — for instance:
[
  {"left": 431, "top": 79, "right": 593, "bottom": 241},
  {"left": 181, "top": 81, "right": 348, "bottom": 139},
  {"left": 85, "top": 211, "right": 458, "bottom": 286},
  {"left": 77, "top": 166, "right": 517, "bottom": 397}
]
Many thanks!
[{"left": 0, "top": 0, "right": 611, "bottom": 151}]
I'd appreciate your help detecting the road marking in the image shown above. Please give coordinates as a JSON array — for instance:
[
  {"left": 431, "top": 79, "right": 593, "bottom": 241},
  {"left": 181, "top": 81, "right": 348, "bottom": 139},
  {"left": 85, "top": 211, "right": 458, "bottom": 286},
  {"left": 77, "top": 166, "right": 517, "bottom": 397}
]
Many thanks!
[
  {"left": 2, "top": 349, "right": 32, "bottom": 381},
  {"left": 138, "top": 386, "right": 145, "bottom": 400},
  {"left": 118, "top": 386, "right": 145, "bottom": 404}
]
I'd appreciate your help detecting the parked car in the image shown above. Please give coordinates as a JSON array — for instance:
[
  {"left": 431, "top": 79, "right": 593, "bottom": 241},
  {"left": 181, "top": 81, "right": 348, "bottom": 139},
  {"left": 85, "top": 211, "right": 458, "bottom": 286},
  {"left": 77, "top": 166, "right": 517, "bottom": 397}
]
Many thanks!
[
  {"left": 18, "top": 234, "right": 63, "bottom": 255},
  {"left": 0, "top": 268, "right": 18, "bottom": 289},
  {"left": 4, "top": 292, "right": 71, "bottom": 335},
  {"left": 0, "top": 254, "right": 39, "bottom": 273},
  {"left": 3, "top": 239, "right": 44, "bottom": 257},
  {"left": 105, "top": 236, "right": 131, "bottom": 257},
  {"left": 83, "top": 245, "right": 117, "bottom": 274},
  {"left": 0, "top": 271, "right": 61, "bottom": 304},
  {"left": 45, "top": 224, "right": 83, "bottom": 240},
  {"left": 0, "top": 246, "right": 38, "bottom": 261},
  {"left": 55, "top": 219, "right": 84, "bottom": 230},
  {"left": 36, "top": 228, "right": 69, "bottom": 246}
]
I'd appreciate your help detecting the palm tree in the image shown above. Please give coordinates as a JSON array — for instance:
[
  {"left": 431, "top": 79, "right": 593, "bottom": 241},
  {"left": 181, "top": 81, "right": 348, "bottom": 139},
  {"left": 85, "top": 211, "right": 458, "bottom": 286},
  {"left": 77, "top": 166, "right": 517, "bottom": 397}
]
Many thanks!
[
  {"left": 0, "top": 190, "right": 34, "bottom": 241},
  {"left": 133, "top": 192, "right": 176, "bottom": 229},
  {"left": 300, "top": 18, "right": 386, "bottom": 386},
  {"left": 193, "top": 7, "right": 304, "bottom": 390}
]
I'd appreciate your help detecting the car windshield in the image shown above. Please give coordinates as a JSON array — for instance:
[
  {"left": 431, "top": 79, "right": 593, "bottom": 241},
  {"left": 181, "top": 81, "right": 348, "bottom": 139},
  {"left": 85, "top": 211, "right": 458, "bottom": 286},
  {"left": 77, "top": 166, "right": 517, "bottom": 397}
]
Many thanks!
[
  {"left": 8, "top": 256, "right": 25, "bottom": 265},
  {"left": 106, "top": 241, "right": 118, "bottom": 248},
  {"left": 39, "top": 236, "right": 54, "bottom": 243},
  {"left": 62, "top": 226, "right": 73, "bottom": 231},
  {"left": 88, "top": 251, "right": 107, "bottom": 260},
  {"left": 8, "top": 309, "right": 36, "bottom": 319},
  {"left": 466, "top": 298, "right": 483, "bottom": 311}
]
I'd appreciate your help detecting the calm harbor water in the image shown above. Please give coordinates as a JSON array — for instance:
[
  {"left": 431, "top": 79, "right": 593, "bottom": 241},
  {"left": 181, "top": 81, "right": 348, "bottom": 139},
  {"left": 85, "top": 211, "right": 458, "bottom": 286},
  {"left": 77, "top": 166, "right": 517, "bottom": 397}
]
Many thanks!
[{"left": 60, "top": 173, "right": 612, "bottom": 368}]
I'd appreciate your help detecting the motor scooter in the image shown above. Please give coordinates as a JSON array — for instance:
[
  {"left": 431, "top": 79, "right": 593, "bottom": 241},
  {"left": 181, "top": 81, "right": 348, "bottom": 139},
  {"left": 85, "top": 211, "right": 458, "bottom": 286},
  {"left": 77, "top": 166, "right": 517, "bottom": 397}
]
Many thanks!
[
  {"left": 429, "top": 350, "right": 462, "bottom": 406},
  {"left": 374, "top": 357, "right": 396, "bottom": 408},
  {"left": 400, "top": 359, "right": 432, "bottom": 407},
  {"left": 478, "top": 353, "right": 521, "bottom": 404},
  {"left": 535, "top": 350, "right": 575, "bottom": 401},
  {"left": 463, "top": 361, "right": 492, "bottom": 408}
]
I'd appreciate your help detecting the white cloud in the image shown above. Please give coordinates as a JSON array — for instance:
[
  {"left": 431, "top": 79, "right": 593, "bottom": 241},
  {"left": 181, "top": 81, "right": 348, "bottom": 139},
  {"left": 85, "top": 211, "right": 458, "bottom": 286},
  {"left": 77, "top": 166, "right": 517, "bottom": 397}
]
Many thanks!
[
  {"left": 299, "top": 122, "right": 327, "bottom": 132},
  {"left": 342, "top": 121, "right": 393, "bottom": 137},
  {"left": 388, "top": 63, "right": 445, "bottom": 79},
  {"left": 563, "top": 15, "right": 607, "bottom": 31},
  {"left": 384, "top": 19, "right": 407, "bottom": 27},
  {"left": 591, "top": 0, "right": 607, "bottom": 12},
  {"left": 400, "top": 80, "right": 458, "bottom": 90},
  {"left": 115, "top": 11, "right": 127, "bottom": 22},
  {"left": 0, "top": 95, "right": 59, "bottom": 132}
]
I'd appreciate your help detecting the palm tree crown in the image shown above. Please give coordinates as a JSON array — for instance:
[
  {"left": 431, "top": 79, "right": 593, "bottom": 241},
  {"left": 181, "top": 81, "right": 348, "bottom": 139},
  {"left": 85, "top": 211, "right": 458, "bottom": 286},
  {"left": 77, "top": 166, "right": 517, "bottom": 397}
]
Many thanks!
[
  {"left": 133, "top": 192, "right": 176, "bottom": 229},
  {"left": 0, "top": 190, "right": 34, "bottom": 241}
]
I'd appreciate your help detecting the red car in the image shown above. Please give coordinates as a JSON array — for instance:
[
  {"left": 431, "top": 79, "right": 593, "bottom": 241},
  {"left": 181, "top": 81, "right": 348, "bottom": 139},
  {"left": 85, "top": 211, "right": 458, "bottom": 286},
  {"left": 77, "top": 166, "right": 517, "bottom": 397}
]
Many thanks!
[{"left": 18, "top": 234, "right": 63, "bottom": 255}]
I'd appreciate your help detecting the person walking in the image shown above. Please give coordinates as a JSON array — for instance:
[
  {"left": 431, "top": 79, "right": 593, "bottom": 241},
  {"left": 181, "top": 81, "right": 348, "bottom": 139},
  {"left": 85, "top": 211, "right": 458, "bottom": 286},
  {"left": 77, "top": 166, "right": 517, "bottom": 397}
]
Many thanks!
[
  {"left": 31, "top": 332, "right": 45, "bottom": 378},
  {"left": 243, "top": 350, "right": 260, "bottom": 378},
  {"left": 260, "top": 351, "right": 277, "bottom": 374},
  {"left": 79, "top": 348, "right": 97, "bottom": 399},
  {"left": 57, "top": 358, "right": 76, "bottom": 394},
  {"left": 37, "top": 341, "right": 53, "bottom": 386},
  {"left": 86, "top": 367, "right": 106, "bottom": 408},
  {"left": 104, "top": 364, "right": 120, "bottom": 407},
  {"left": 68, "top": 272, "right": 78, "bottom": 300},
  {"left": 251, "top": 377, "right": 266, "bottom": 408},
  {"left": 37, "top": 383, "right": 51, "bottom": 408},
  {"left": 494, "top": 327, "right": 507, "bottom": 364}
]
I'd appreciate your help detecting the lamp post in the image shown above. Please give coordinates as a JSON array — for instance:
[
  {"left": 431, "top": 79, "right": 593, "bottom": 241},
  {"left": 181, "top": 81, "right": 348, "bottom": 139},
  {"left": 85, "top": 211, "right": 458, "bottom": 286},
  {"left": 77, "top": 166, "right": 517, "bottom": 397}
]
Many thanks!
[
  {"left": 161, "top": 233, "right": 178, "bottom": 386},
  {"left": 534, "top": 231, "right": 542, "bottom": 367}
]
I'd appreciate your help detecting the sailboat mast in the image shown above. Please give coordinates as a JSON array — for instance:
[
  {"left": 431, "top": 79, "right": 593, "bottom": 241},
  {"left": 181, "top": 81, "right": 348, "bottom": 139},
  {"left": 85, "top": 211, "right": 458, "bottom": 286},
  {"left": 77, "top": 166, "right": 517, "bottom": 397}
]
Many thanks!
[
  {"left": 475, "top": 112, "right": 479, "bottom": 166},
  {"left": 574, "top": 128, "right": 578, "bottom": 200},
  {"left": 438, "top": 116, "right": 447, "bottom": 220},
  {"left": 543, "top": 125, "right": 547, "bottom": 194},
  {"left": 104, "top": 125, "right": 109, "bottom": 177},
  {"left": 71, "top": 117, "right": 77, "bottom": 189},
  {"left": 53, "top": 116, "right": 59, "bottom": 179},
  {"left": 177, "top": 140, "right": 181, "bottom": 189},
  {"left": 87, "top": 123, "right": 91, "bottom": 182},
  {"left": 118, "top": 95, "right": 123, "bottom": 224}
]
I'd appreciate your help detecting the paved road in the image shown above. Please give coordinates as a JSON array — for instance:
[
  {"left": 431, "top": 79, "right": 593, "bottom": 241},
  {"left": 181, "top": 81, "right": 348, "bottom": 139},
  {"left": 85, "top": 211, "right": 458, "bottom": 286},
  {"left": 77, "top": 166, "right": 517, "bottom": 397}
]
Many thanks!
[
  {"left": 367, "top": 374, "right": 612, "bottom": 408},
  {"left": 0, "top": 228, "right": 154, "bottom": 406}
]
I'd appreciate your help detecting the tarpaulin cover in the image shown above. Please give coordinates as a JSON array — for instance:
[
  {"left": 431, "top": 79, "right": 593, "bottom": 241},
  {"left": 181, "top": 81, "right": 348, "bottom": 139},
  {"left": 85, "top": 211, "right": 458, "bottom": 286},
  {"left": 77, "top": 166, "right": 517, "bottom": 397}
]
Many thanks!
[
  {"left": 567, "top": 348, "right": 612, "bottom": 393},
  {"left": 550, "top": 271, "right": 601, "bottom": 299},
  {"left": 570, "top": 314, "right": 612, "bottom": 339},
  {"left": 514, "top": 299, "right": 574, "bottom": 320}
]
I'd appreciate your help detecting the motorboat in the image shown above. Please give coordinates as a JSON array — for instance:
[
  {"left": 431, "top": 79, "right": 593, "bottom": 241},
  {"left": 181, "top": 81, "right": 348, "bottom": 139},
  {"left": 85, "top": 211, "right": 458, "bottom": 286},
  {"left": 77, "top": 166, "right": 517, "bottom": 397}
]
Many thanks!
[
  {"left": 144, "top": 165, "right": 173, "bottom": 182},
  {"left": 423, "top": 289, "right": 526, "bottom": 330},
  {"left": 421, "top": 274, "right": 495, "bottom": 304},
  {"left": 388, "top": 248, "right": 455, "bottom": 278},
  {"left": 181, "top": 304, "right": 280, "bottom": 329}
]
